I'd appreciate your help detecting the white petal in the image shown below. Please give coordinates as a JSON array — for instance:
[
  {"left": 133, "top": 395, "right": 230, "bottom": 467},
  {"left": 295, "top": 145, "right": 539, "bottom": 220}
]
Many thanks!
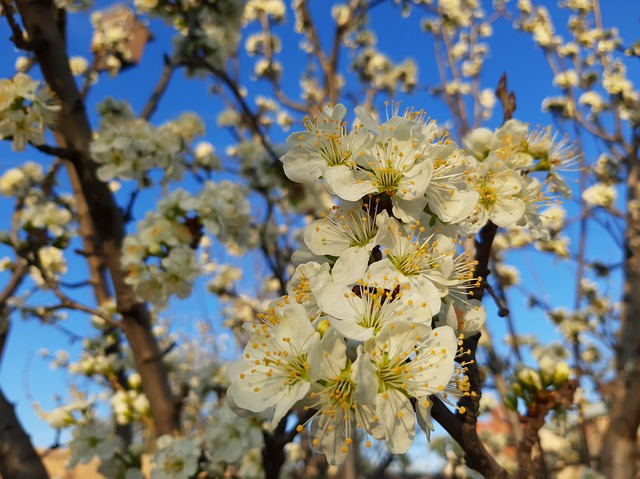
[
  {"left": 331, "top": 246, "right": 370, "bottom": 284},
  {"left": 329, "top": 317, "right": 374, "bottom": 341},
  {"left": 304, "top": 219, "right": 351, "bottom": 257},
  {"left": 308, "top": 327, "right": 346, "bottom": 381},
  {"left": 490, "top": 197, "right": 525, "bottom": 227},
  {"left": 353, "top": 348, "right": 378, "bottom": 406},
  {"left": 392, "top": 196, "right": 428, "bottom": 223},
  {"left": 227, "top": 372, "right": 283, "bottom": 413},
  {"left": 376, "top": 389, "right": 415, "bottom": 454},
  {"left": 317, "top": 283, "right": 364, "bottom": 323},
  {"left": 324, "top": 166, "right": 376, "bottom": 201},
  {"left": 457, "top": 299, "right": 486, "bottom": 335},
  {"left": 271, "top": 381, "right": 311, "bottom": 428},
  {"left": 310, "top": 414, "right": 349, "bottom": 466},
  {"left": 354, "top": 106, "right": 379, "bottom": 133},
  {"left": 409, "top": 276, "right": 442, "bottom": 315},
  {"left": 282, "top": 150, "right": 325, "bottom": 184},
  {"left": 399, "top": 160, "right": 433, "bottom": 200},
  {"left": 416, "top": 398, "right": 434, "bottom": 441}
]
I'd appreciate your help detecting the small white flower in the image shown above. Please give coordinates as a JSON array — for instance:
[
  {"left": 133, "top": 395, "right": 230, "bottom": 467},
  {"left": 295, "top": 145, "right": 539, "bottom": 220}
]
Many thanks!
[
  {"left": 583, "top": 183, "right": 616, "bottom": 208},
  {"left": 151, "top": 435, "right": 200, "bottom": 479},
  {"left": 227, "top": 304, "right": 320, "bottom": 428},
  {"left": 281, "top": 103, "right": 369, "bottom": 186},
  {"left": 305, "top": 328, "right": 382, "bottom": 465},
  {"left": 364, "top": 323, "right": 457, "bottom": 454},
  {"left": 318, "top": 279, "right": 431, "bottom": 341},
  {"left": 304, "top": 201, "right": 389, "bottom": 283},
  {"left": 68, "top": 422, "right": 122, "bottom": 467}
]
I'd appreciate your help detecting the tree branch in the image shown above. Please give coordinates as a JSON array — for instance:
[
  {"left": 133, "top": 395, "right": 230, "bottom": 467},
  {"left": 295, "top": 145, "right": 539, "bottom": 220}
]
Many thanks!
[
  {"left": 15, "top": 0, "right": 179, "bottom": 436},
  {"left": 140, "top": 54, "right": 179, "bottom": 121},
  {"left": 516, "top": 380, "right": 578, "bottom": 479},
  {"left": 0, "top": 387, "right": 50, "bottom": 479}
]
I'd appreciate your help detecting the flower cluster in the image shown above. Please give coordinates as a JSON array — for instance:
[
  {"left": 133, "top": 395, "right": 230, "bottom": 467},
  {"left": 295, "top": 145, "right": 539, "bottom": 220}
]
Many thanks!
[
  {"left": 0, "top": 73, "right": 60, "bottom": 151},
  {"left": 148, "top": 404, "right": 264, "bottom": 479},
  {"left": 226, "top": 103, "right": 575, "bottom": 464},
  {"left": 518, "top": 0, "right": 639, "bottom": 125},
  {"left": 504, "top": 358, "right": 571, "bottom": 411},
  {"left": 90, "top": 116, "right": 187, "bottom": 186},
  {"left": 66, "top": 419, "right": 145, "bottom": 479},
  {"left": 0, "top": 161, "right": 44, "bottom": 198},
  {"left": 122, "top": 184, "right": 256, "bottom": 309},
  {"left": 134, "top": 0, "right": 244, "bottom": 72}
]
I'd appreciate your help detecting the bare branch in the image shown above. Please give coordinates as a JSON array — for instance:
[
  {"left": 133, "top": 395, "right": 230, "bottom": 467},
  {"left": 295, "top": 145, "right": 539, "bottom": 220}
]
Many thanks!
[
  {"left": 179, "top": 57, "right": 281, "bottom": 165},
  {"left": 16, "top": 0, "right": 180, "bottom": 435},
  {"left": 140, "top": 54, "right": 179, "bottom": 121},
  {"left": 516, "top": 380, "right": 578, "bottom": 479},
  {"left": 0, "top": 0, "right": 32, "bottom": 50},
  {"left": 0, "top": 387, "right": 50, "bottom": 479}
]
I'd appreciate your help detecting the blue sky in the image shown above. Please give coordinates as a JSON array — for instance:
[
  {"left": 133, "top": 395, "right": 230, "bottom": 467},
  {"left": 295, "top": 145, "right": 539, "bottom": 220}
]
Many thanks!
[{"left": 0, "top": 0, "right": 637, "bottom": 469}]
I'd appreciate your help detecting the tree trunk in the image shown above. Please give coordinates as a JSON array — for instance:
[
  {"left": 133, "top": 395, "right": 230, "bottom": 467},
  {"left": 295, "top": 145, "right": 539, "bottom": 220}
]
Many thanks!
[
  {"left": 598, "top": 150, "right": 640, "bottom": 478},
  {"left": 0, "top": 267, "right": 48, "bottom": 479},
  {"left": 15, "top": 0, "right": 179, "bottom": 436},
  {"left": 0, "top": 387, "right": 50, "bottom": 479}
]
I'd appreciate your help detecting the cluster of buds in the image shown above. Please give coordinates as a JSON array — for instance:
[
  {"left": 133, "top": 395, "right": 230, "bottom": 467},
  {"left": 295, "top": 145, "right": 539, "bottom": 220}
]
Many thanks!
[{"left": 505, "top": 358, "right": 571, "bottom": 411}]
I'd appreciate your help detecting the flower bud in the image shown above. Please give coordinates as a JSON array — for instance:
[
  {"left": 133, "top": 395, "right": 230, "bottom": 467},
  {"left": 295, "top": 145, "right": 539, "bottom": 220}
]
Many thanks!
[
  {"left": 128, "top": 372, "right": 142, "bottom": 389},
  {"left": 552, "top": 362, "right": 570, "bottom": 388},
  {"left": 517, "top": 366, "right": 542, "bottom": 391},
  {"left": 538, "top": 355, "right": 556, "bottom": 386},
  {"left": 510, "top": 382, "right": 523, "bottom": 398},
  {"left": 504, "top": 392, "right": 518, "bottom": 411},
  {"left": 316, "top": 319, "right": 330, "bottom": 336}
]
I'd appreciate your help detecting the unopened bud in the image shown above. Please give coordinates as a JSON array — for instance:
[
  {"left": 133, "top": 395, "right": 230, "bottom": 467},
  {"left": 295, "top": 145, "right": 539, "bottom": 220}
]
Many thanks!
[
  {"left": 518, "top": 366, "right": 542, "bottom": 391},
  {"left": 504, "top": 392, "right": 518, "bottom": 411},
  {"left": 317, "top": 319, "right": 330, "bottom": 336},
  {"left": 552, "top": 362, "right": 570, "bottom": 388}
]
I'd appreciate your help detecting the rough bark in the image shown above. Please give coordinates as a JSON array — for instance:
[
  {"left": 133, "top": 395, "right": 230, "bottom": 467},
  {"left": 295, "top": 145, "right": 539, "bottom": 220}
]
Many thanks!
[
  {"left": 0, "top": 262, "right": 50, "bottom": 479},
  {"left": 516, "top": 380, "right": 577, "bottom": 479},
  {"left": 0, "top": 308, "right": 48, "bottom": 479},
  {"left": 15, "top": 0, "right": 178, "bottom": 436},
  {"left": 0, "top": 388, "right": 50, "bottom": 479},
  {"left": 598, "top": 149, "right": 640, "bottom": 478}
]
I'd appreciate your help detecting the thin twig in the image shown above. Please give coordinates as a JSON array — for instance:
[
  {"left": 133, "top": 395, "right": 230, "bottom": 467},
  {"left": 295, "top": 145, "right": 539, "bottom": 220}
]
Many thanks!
[
  {"left": 140, "top": 54, "right": 179, "bottom": 121},
  {"left": 0, "top": 0, "right": 32, "bottom": 50},
  {"left": 178, "top": 57, "right": 280, "bottom": 164}
]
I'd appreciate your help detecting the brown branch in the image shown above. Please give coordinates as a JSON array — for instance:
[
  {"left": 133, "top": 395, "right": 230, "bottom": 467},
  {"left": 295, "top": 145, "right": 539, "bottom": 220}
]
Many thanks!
[
  {"left": 16, "top": 0, "right": 179, "bottom": 436},
  {"left": 296, "top": 0, "right": 337, "bottom": 103},
  {"left": 431, "top": 393, "right": 511, "bottom": 478},
  {"left": 32, "top": 142, "right": 79, "bottom": 159},
  {"left": 482, "top": 324, "right": 523, "bottom": 444},
  {"left": 516, "top": 380, "right": 578, "bottom": 479},
  {"left": 179, "top": 57, "right": 280, "bottom": 165},
  {"left": 23, "top": 248, "right": 122, "bottom": 329},
  {"left": 0, "top": 262, "right": 28, "bottom": 369},
  {"left": 433, "top": 35, "right": 464, "bottom": 136},
  {"left": 568, "top": 123, "right": 592, "bottom": 466},
  {"left": 258, "top": 12, "right": 310, "bottom": 113},
  {"left": 598, "top": 140, "right": 640, "bottom": 478},
  {"left": 0, "top": 0, "right": 32, "bottom": 50},
  {"left": 0, "top": 387, "right": 50, "bottom": 479},
  {"left": 439, "top": 15, "right": 469, "bottom": 136},
  {"left": 140, "top": 54, "right": 179, "bottom": 121},
  {"left": 430, "top": 73, "right": 520, "bottom": 478},
  {"left": 491, "top": 271, "right": 523, "bottom": 362}
]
